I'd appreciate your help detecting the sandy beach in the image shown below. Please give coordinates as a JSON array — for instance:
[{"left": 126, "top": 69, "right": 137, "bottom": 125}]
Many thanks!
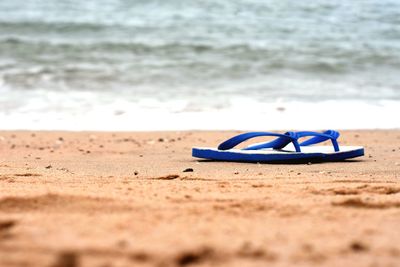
[{"left": 0, "top": 130, "right": 399, "bottom": 267}]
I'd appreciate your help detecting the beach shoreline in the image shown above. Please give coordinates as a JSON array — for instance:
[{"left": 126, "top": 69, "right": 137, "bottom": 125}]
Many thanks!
[{"left": 0, "top": 130, "right": 399, "bottom": 267}]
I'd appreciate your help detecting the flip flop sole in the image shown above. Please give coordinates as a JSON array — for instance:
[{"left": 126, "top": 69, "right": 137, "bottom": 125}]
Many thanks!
[{"left": 192, "top": 146, "right": 364, "bottom": 162}]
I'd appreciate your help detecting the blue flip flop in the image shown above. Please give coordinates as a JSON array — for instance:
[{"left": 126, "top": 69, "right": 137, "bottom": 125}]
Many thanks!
[{"left": 192, "top": 130, "right": 364, "bottom": 163}]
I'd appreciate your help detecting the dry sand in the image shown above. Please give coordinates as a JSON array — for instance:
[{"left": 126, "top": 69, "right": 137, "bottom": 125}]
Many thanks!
[{"left": 0, "top": 130, "right": 399, "bottom": 267}]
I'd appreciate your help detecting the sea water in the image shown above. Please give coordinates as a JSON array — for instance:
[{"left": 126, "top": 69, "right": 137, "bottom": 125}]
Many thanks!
[{"left": 0, "top": 0, "right": 399, "bottom": 130}]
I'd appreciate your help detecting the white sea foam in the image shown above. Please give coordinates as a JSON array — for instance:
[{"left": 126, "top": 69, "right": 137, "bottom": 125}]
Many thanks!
[{"left": 0, "top": 89, "right": 398, "bottom": 131}]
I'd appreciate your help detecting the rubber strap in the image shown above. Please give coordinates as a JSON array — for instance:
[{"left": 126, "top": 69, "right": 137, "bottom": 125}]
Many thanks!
[
  {"left": 217, "top": 131, "right": 301, "bottom": 152},
  {"left": 297, "top": 130, "right": 340, "bottom": 152}
]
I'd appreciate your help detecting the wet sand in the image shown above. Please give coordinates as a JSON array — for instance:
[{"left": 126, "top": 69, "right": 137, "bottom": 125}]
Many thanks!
[{"left": 0, "top": 130, "right": 399, "bottom": 267}]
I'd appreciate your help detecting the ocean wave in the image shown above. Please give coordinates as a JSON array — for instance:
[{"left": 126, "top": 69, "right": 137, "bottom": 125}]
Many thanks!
[
  {"left": 1, "top": 36, "right": 399, "bottom": 70},
  {"left": 0, "top": 21, "right": 113, "bottom": 32}
]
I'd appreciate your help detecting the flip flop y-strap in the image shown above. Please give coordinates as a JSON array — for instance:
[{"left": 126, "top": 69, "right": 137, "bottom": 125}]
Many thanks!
[
  {"left": 217, "top": 131, "right": 301, "bottom": 152},
  {"left": 297, "top": 130, "right": 340, "bottom": 152}
]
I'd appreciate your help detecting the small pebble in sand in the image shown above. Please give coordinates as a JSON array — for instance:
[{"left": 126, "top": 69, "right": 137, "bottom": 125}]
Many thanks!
[
  {"left": 11, "top": 144, "right": 16, "bottom": 149},
  {"left": 45, "top": 165, "right": 52, "bottom": 169},
  {"left": 158, "top": 138, "right": 165, "bottom": 142},
  {"left": 52, "top": 251, "right": 78, "bottom": 267},
  {"left": 0, "top": 219, "right": 16, "bottom": 230},
  {"left": 134, "top": 171, "right": 139, "bottom": 175},
  {"left": 183, "top": 168, "right": 194, "bottom": 172},
  {"left": 350, "top": 241, "right": 369, "bottom": 252},
  {"left": 234, "top": 171, "right": 239, "bottom": 175},
  {"left": 58, "top": 137, "right": 64, "bottom": 141}
]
